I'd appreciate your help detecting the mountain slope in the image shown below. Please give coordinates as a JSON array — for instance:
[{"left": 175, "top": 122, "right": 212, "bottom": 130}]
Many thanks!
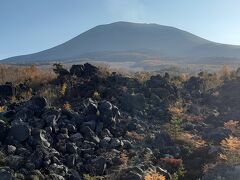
[{"left": 2, "top": 21, "right": 240, "bottom": 64}]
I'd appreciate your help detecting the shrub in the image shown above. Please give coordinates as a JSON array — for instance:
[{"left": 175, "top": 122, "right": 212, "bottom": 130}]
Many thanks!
[
  {"left": 144, "top": 171, "right": 165, "bottom": 180},
  {"left": 93, "top": 91, "right": 101, "bottom": 100},
  {"left": 171, "top": 164, "right": 186, "bottom": 180},
  {"left": 160, "top": 157, "right": 183, "bottom": 168},
  {"left": 126, "top": 131, "right": 145, "bottom": 141},
  {"left": 177, "top": 132, "right": 206, "bottom": 148},
  {"left": 83, "top": 174, "right": 96, "bottom": 180},
  {"left": 0, "top": 106, "right": 6, "bottom": 113},
  {"left": 119, "top": 152, "right": 128, "bottom": 165},
  {"left": 60, "top": 83, "right": 68, "bottom": 96},
  {"left": 221, "top": 136, "right": 240, "bottom": 152},
  {"left": 168, "top": 116, "right": 183, "bottom": 140},
  {"left": 0, "top": 151, "right": 6, "bottom": 166},
  {"left": 63, "top": 102, "right": 72, "bottom": 110},
  {"left": 219, "top": 136, "right": 240, "bottom": 164},
  {"left": 224, "top": 120, "right": 240, "bottom": 135},
  {"left": 221, "top": 65, "right": 231, "bottom": 80}
]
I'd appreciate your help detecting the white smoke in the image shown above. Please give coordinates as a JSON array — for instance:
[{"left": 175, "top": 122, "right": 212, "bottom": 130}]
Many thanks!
[{"left": 104, "top": 0, "right": 146, "bottom": 22}]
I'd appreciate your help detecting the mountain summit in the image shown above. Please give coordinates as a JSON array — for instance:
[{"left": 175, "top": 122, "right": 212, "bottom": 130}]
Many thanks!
[{"left": 3, "top": 21, "right": 240, "bottom": 64}]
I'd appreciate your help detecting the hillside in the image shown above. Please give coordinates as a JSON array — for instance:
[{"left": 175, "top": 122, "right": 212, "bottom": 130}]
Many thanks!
[{"left": 2, "top": 22, "right": 240, "bottom": 64}]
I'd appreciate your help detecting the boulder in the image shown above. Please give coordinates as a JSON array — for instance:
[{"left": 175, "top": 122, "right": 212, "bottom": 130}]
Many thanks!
[
  {"left": 89, "top": 156, "right": 107, "bottom": 175},
  {"left": 120, "top": 171, "right": 142, "bottom": 180},
  {"left": 31, "top": 129, "right": 51, "bottom": 147},
  {"left": 203, "top": 164, "right": 240, "bottom": 180},
  {"left": 0, "top": 84, "right": 15, "bottom": 98},
  {"left": 70, "top": 63, "right": 98, "bottom": 77},
  {"left": 7, "top": 145, "right": 16, "bottom": 155},
  {"left": 0, "top": 120, "right": 7, "bottom": 141},
  {"left": 100, "top": 137, "right": 111, "bottom": 149},
  {"left": 204, "top": 127, "right": 231, "bottom": 143},
  {"left": 80, "top": 126, "right": 100, "bottom": 144},
  {"left": 110, "top": 138, "right": 123, "bottom": 148},
  {"left": 5, "top": 155, "right": 24, "bottom": 170},
  {"left": 120, "top": 93, "right": 145, "bottom": 112},
  {"left": 0, "top": 167, "right": 13, "bottom": 180},
  {"left": 153, "top": 132, "right": 173, "bottom": 148},
  {"left": 98, "top": 100, "right": 119, "bottom": 127},
  {"left": 30, "top": 96, "right": 48, "bottom": 111},
  {"left": 8, "top": 124, "right": 30, "bottom": 142},
  {"left": 70, "top": 133, "right": 83, "bottom": 142},
  {"left": 66, "top": 143, "right": 78, "bottom": 154},
  {"left": 47, "top": 173, "right": 65, "bottom": 180}
]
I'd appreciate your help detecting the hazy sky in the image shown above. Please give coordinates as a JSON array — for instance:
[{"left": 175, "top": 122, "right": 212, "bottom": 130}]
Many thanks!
[{"left": 1, "top": 0, "right": 240, "bottom": 59}]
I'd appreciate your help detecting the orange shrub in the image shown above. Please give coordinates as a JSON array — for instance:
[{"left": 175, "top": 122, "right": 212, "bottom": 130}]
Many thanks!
[
  {"left": 221, "top": 136, "right": 240, "bottom": 152},
  {"left": 0, "top": 106, "right": 6, "bottom": 113},
  {"left": 177, "top": 132, "right": 206, "bottom": 148},
  {"left": 224, "top": 120, "right": 240, "bottom": 135},
  {"left": 126, "top": 131, "right": 145, "bottom": 141},
  {"left": 119, "top": 153, "right": 128, "bottom": 165},
  {"left": 63, "top": 102, "right": 72, "bottom": 110},
  {"left": 144, "top": 171, "right": 165, "bottom": 180}
]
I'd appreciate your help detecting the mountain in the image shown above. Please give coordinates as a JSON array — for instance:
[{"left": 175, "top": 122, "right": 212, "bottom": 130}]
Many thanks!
[{"left": 2, "top": 21, "right": 240, "bottom": 64}]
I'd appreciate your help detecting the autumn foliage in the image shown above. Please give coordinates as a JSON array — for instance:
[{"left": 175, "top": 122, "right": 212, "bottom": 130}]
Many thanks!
[
  {"left": 144, "top": 171, "right": 166, "bottom": 180},
  {"left": 0, "top": 64, "right": 56, "bottom": 84}
]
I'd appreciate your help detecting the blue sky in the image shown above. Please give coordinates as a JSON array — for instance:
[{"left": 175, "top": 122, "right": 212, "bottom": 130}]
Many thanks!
[{"left": 1, "top": 0, "right": 240, "bottom": 59}]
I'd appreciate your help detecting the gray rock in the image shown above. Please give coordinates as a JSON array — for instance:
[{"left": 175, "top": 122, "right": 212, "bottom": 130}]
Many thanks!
[
  {"left": 31, "top": 96, "right": 48, "bottom": 111},
  {"left": 98, "top": 100, "right": 118, "bottom": 127},
  {"left": 156, "top": 166, "right": 171, "bottom": 179},
  {"left": 204, "top": 127, "right": 231, "bottom": 143},
  {"left": 82, "top": 120, "right": 96, "bottom": 131},
  {"left": 70, "top": 133, "right": 83, "bottom": 142},
  {"left": 66, "top": 124, "right": 77, "bottom": 134},
  {"left": 48, "top": 163, "right": 68, "bottom": 177},
  {"left": 68, "top": 169, "right": 82, "bottom": 180},
  {"left": 32, "top": 129, "right": 51, "bottom": 147},
  {"left": 100, "top": 137, "right": 111, "bottom": 148},
  {"left": 8, "top": 125, "right": 30, "bottom": 142},
  {"left": 66, "top": 154, "right": 76, "bottom": 168},
  {"left": 7, "top": 145, "right": 16, "bottom": 154},
  {"left": 30, "top": 170, "right": 45, "bottom": 180},
  {"left": 122, "top": 140, "right": 133, "bottom": 149},
  {"left": 110, "top": 138, "right": 123, "bottom": 148},
  {"left": 80, "top": 126, "right": 100, "bottom": 144},
  {"left": 121, "top": 171, "right": 142, "bottom": 180},
  {"left": 100, "top": 128, "right": 113, "bottom": 138},
  {"left": 203, "top": 164, "right": 240, "bottom": 180},
  {"left": 89, "top": 156, "right": 107, "bottom": 175},
  {"left": 47, "top": 173, "right": 65, "bottom": 180},
  {"left": 5, "top": 155, "right": 24, "bottom": 170},
  {"left": 45, "top": 115, "right": 58, "bottom": 127},
  {"left": 0, "top": 167, "right": 13, "bottom": 180},
  {"left": 153, "top": 131, "right": 172, "bottom": 148},
  {"left": 0, "top": 120, "right": 7, "bottom": 141},
  {"left": 120, "top": 93, "right": 145, "bottom": 112},
  {"left": 85, "top": 102, "right": 98, "bottom": 115},
  {"left": 25, "top": 162, "right": 35, "bottom": 171},
  {"left": 66, "top": 143, "right": 77, "bottom": 154},
  {"left": 95, "top": 122, "right": 104, "bottom": 134}
]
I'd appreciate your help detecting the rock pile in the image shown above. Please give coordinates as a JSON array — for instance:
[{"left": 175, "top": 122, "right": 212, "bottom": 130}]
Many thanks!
[{"left": 0, "top": 94, "right": 174, "bottom": 179}]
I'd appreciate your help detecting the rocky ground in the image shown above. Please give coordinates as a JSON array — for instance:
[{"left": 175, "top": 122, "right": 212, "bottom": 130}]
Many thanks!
[{"left": 0, "top": 63, "right": 240, "bottom": 180}]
